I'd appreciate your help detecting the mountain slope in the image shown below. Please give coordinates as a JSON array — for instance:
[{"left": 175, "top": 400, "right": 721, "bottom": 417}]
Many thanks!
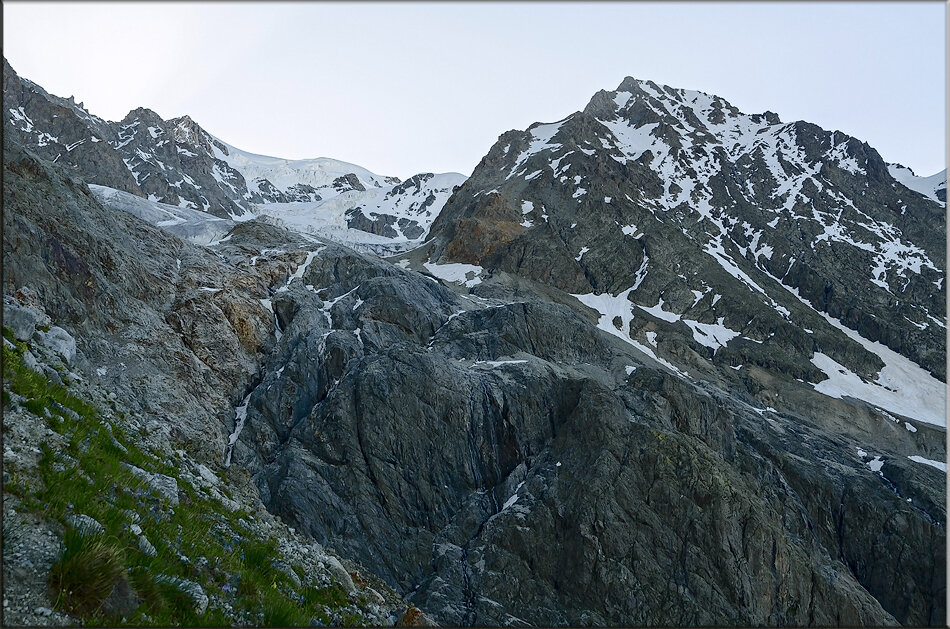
[
  {"left": 426, "top": 77, "right": 947, "bottom": 419},
  {"left": 887, "top": 163, "right": 946, "bottom": 204},
  {"left": 2, "top": 58, "right": 464, "bottom": 248}
]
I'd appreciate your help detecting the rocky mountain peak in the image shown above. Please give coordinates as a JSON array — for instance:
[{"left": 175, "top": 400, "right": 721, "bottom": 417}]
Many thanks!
[
  {"left": 427, "top": 75, "right": 946, "bottom": 396},
  {"left": 120, "top": 106, "right": 163, "bottom": 125}
]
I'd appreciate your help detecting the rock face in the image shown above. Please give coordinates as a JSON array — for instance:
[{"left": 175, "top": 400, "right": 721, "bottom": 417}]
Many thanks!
[
  {"left": 3, "top": 66, "right": 945, "bottom": 628},
  {"left": 224, "top": 238, "right": 944, "bottom": 625},
  {"left": 2, "top": 132, "right": 274, "bottom": 463}
]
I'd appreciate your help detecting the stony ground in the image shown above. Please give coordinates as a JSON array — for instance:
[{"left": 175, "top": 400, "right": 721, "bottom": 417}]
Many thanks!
[{"left": 1, "top": 290, "right": 434, "bottom": 627}]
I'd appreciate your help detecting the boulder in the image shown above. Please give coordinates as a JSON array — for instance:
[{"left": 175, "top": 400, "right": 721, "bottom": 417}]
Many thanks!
[
  {"left": 39, "top": 326, "right": 76, "bottom": 365},
  {"left": 65, "top": 513, "right": 105, "bottom": 537},
  {"left": 3, "top": 302, "right": 42, "bottom": 341},
  {"left": 124, "top": 464, "right": 180, "bottom": 506},
  {"left": 324, "top": 555, "right": 356, "bottom": 595}
]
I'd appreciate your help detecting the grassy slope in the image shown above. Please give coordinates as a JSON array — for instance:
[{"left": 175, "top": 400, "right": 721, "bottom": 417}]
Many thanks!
[{"left": 2, "top": 327, "right": 376, "bottom": 626}]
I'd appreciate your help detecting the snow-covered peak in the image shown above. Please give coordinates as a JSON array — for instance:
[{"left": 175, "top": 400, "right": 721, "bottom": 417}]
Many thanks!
[
  {"left": 250, "top": 170, "right": 466, "bottom": 253},
  {"left": 887, "top": 164, "right": 946, "bottom": 205},
  {"left": 209, "top": 135, "right": 394, "bottom": 198}
]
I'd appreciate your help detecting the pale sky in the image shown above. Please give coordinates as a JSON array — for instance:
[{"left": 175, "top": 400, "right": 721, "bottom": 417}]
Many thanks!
[{"left": 3, "top": 2, "right": 946, "bottom": 180}]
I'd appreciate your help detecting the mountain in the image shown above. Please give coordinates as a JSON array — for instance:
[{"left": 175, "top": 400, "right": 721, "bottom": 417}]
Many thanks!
[
  {"left": 2, "top": 58, "right": 464, "bottom": 251},
  {"left": 427, "top": 76, "right": 947, "bottom": 410},
  {"left": 3, "top": 64, "right": 945, "bottom": 627}
]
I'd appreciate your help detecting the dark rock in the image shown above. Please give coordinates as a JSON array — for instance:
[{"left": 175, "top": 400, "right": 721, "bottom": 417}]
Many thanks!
[{"left": 101, "top": 577, "right": 142, "bottom": 617}]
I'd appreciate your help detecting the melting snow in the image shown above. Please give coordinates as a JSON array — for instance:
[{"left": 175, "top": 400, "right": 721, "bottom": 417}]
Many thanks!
[
  {"left": 571, "top": 287, "right": 688, "bottom": 376},
  {"left": 683, "top": 318, "right": 741, "bottom": 352},
  {"left": 507, "top": 119, "right": 566, "bottom": 178},
  {"left": 907, "top": 456, "right": 946, "bottom": 472},
  {"left": 224, "top": 393, "right": 252, "bottom": 467},
  {"left": 810, "top": 351, "right": 944, "bottom": 427},
  {"left": 424, "top": 261, "right": 484, "bottom": 288},
  {"left": 797, "top": 299, "right": 946, "bottom": 426},
  {"left": 887, "top": 164, "right": 946, "bottom": 206},
  {"left": 8, "top": 106, "right": 35, "bottom": 132},
  {"left": 473, "top": 359, "right": 529, "bottom": 368}
]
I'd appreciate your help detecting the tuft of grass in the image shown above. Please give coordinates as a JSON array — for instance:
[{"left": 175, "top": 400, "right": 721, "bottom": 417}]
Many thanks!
[
  {"left": 50, "top": 526, "right": 126, "bottom": 616},
  {"left": 303, "top": 584, "right": 349, "bottom": 608},
  {"left": 237, "top": 568, "right": 264, "bottom": 598},
  {"left": 261, "top": 596, "right": 308, "bottom": 627}
]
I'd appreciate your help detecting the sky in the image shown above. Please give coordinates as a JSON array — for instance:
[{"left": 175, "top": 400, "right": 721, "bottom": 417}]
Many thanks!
[{"left": 3, "top": 2, "right": 946, "bottom": 180}]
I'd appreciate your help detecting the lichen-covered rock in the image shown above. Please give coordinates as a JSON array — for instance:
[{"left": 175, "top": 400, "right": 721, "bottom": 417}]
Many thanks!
[
  {"left": 124, "top": 465, "right": 179, "bottom": 507},
  {"left": 137, "top": 535, "right": 158, "bottom": 557},
  {"left": 3, "top": 302, "right": 44, "bottom": 341}
]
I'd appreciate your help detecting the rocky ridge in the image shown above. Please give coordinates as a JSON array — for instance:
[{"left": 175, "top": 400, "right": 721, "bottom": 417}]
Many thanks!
[
  {"left": 427, "top": 76, "right": 947, "bottom": 413},
  {"left": 2, "top": 58, "right": 465, "bottom": 248}
]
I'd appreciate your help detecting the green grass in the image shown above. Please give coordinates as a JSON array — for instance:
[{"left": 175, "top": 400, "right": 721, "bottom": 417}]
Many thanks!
[
  {"left": 261, "top": 596, "right": 309, "bottom": 627},
  {"left": 3, "top": 338, "right": 98, "bottom": 421},
  {"left": 50, "top": 526, "right": 126, "bottom": 616},
  {"left": 2, "top": 337, "right": 366, "bottom": 626}
]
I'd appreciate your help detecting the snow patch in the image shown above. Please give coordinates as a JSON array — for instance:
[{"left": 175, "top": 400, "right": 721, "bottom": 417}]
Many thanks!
[
  {"left": 424, "top": 261, "right": 484, "bottom": 288},
  {"left": 907, "top": 456, "right": 946, "bottom": 472},
  {"left": 224, "top": 393, "right": 252, "bottom": 467}
]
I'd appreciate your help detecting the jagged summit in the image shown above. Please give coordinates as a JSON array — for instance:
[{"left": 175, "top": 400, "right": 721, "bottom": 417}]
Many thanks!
[
  {"left": 1, "top": 57, "right": 465, "bottom": 248},
  {"left": 427, "top": 74, "right": 946, "bottom": 418}
]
